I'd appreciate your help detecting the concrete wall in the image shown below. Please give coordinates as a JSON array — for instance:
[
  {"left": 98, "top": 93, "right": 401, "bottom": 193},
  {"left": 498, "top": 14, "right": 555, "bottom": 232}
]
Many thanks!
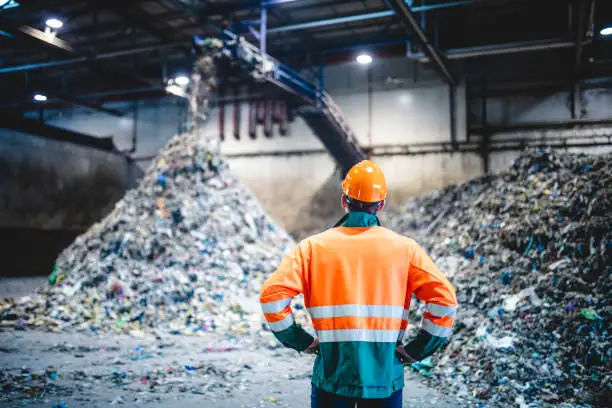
[
  {"left": 469, "top": 87, "right": 612, "bottom": 174},
  {"left": 0, "top": 129, "right": 139, "bottom": 230},
  {"left": 471, "top": 87, "right": 612, "bottom": 124},
  {"left": 0, "top": 129, "right": 142, "bottom": 275}
]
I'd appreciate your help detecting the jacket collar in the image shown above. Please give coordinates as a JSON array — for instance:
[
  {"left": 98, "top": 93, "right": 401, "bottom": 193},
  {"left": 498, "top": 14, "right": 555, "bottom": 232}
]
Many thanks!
[{"left": 334, "top": 211, "right": 381, "bottom": 228}]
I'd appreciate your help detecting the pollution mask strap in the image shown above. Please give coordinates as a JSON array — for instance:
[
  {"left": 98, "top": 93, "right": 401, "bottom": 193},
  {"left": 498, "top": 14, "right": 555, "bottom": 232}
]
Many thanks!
[{"left": 333, "top": 214, "right": 349, "bottom": 228}]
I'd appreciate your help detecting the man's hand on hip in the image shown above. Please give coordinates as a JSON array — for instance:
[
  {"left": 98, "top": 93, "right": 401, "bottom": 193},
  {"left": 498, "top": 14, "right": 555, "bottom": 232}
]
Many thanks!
[
  {"left": 395, "top": 344, "right": 417, "bottom": 365},
  {"left": 304, "top": 337, "right": 319, "bottom": 354}
]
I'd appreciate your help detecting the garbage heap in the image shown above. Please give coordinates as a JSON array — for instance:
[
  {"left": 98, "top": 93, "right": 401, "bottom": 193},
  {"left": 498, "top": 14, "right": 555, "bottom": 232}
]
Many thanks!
[
  {"left": 389, "top": 149, "right": 611, "bottom": 406},
  {"left": 0, "top": 132, "right": 297, "bottom": 335}
]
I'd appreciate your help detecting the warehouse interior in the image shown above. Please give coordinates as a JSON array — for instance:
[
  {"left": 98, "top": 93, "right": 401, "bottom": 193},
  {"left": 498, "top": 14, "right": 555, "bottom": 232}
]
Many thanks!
[{"left": 0, "top": 0, "right": 610, "bottom": 407}]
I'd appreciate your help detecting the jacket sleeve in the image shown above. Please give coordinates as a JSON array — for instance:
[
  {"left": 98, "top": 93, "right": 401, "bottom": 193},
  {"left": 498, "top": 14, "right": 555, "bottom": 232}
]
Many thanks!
[
  {"left": 259, "top": 240, "right": 314, "bottom": 352},
  {"left": 402, "top": 241, "right": 457, "bottom": 361}
]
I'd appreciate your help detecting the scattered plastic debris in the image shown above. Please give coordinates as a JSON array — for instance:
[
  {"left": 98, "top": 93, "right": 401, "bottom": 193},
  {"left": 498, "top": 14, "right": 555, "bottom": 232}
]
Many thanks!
[{"left": 389, "top": 149, "right": 611, "bottom": 406}]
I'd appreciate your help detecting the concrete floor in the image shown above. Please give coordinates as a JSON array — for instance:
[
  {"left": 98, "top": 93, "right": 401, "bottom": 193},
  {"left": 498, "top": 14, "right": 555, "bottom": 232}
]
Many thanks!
[
  {"left": 0, "top": 278, "right": 466, "bottom": 408},
  {"left": 0, "top": 330, "right": 466, "bottom": 408}
]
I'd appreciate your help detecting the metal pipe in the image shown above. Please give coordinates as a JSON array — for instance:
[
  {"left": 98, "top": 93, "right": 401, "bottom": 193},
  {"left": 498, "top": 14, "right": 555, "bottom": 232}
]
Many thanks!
[
  {"left": 0, "top": 58, "right": 87, "bottom": 74},
  {"left": 0, "top": 43, "right": 183, "bottom": 74},
  {"left": 248, "top": 24, "right": 261, "bottom": 40},
  {"left": 408, "top": 39, "right": 579, "bottom": 62},
  {"left": 469, "top": 118, "right": 612, "bottom": 133},
  {"left": 261, "top": 0, "right": 298, "bottom": 5},
  {"left": 269, "top": 10, "right": 392, "bottom": 33},
  {"left": 207, "top": 135, "right": 612, "bottom": 159},
  {"left": 288, "top": 37, "right": 411, "bottom": 57},
  {"left": 267, "top": 0, "right": 478, "bottom": 33},
  {"left": 421, "top": 0, "right": 427, "bottom": 31},
  {"left": 388, "top": 0, "right": 456, "bottom": 85}
]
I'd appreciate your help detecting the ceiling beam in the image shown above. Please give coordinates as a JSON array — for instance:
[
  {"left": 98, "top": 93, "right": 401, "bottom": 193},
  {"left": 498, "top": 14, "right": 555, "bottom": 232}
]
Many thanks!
[
  {"left": 0, "top": 42, "right": 183, "bottom": 74},
  {"left": 0, "top": 22, "right": 166, "bottom": 106},
  {"left": 56, "top": 11, "right": 187, "bottom": 39},
  {"left": 175, "top": 0, "right": 299, "bottom": 17},
  {"left": 0, "top": 22, "right": 161, "bottom": 85},
  {"left": 387, "top": 0, "right": 456, "bottom": 86},
  {"left": 267, "top": 0, "right": 479, "bottom": 33}
]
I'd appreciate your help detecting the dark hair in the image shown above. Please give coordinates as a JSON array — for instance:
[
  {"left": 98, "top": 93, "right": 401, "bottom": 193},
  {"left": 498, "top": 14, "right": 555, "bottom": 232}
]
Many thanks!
[{"left": 346, "top": 196, "right": 383, "bottom": 214}]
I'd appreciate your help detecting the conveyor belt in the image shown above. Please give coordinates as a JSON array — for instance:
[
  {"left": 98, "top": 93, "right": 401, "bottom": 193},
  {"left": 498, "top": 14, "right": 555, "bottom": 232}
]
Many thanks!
[{"left": 218, "top": 31, "right": 365, "bottom": 175}]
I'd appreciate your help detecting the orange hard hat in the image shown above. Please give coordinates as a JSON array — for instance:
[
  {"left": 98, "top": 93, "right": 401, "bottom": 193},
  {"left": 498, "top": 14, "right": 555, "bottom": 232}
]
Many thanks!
[{"left": 342, "top": 160, "right": 387, "bottom": 203}]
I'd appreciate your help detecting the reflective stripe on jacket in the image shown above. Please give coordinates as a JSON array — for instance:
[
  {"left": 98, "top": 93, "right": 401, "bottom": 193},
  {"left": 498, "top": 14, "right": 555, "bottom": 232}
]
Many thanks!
[{"left": 259, "top": 212, "right": 457, "bottom": 399}]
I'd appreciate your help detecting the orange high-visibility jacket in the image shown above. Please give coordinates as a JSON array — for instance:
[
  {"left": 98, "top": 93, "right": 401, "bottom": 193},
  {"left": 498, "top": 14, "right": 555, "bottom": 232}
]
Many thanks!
[{"left": 260, "top": 223, "right": 457, "bottom": 399}]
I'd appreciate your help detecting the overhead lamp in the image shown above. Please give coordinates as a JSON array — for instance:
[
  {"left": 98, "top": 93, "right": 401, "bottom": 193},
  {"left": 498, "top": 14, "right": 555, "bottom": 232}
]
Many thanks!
[
  {"left": 0, "top": 0, "right": 10, "bottom": 8},
  {"left": 174, "top": 75, "right": 190, "bottom": 86},
  {"left": 33, "top": 93, "right": 47, "bottom": 102},
  {"left": 45, "top": 18, "right": 63, "bottom": 29},
  {"left": 165, "top": 84, "right": 187, "bottom": 98},
  {"left": 356, "top": 54, "right": 373, "bottom": 65},
  {"left": 601, "top": 27, "right": 612, "bottom": 36}
]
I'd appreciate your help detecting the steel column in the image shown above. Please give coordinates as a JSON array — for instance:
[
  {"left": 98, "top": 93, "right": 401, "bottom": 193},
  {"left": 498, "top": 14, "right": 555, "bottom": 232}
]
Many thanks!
[
  {"left": 571, "top": 0, "right": 594, "bottom": 119},
  {"left": 449, "top": 84, "right": 457, "bottom": 149}
]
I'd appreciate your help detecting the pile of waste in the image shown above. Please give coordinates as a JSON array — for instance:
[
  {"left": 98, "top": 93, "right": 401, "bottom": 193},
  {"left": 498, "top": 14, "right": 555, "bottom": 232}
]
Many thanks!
[
  {"left": 390, "top": 149, "right": 611, "bottom": 406},
  {"left": 0, "top": 132, "right": 298, "bottom": 335}
]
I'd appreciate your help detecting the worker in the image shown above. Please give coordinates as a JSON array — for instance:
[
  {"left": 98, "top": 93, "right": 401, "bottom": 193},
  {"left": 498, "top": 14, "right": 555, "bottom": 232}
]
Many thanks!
[{"left": 260, "top": 160, "right": 457, "bottom": 408}]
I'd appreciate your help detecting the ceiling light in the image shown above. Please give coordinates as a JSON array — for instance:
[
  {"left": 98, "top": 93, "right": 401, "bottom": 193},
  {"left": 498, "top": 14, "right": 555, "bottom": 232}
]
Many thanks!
[
  {"left": 601, "top": 27, "right": 612, "bottom": 36},
  {"left": 33, "top": 93, "right": 47, "bottom": 102},
  {"left": 174, "top": 75, "right": 190, "bottom": 86},
  {"left": 356, "top": 54, "right": 373, "bottom": 65},
  {"left": 0, "top": 0, "right": 10, "bottom": 8},
  {"left": 45, "top": 18, "right": 63, "bottom": 29},
  {"left": 165, "top": 85, "right": 187, "bottom": 98}
]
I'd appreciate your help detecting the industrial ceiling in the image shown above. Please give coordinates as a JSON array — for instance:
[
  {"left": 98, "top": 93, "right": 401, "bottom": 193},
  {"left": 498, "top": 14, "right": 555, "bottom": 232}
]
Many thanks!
[{"left": 0, "top": 0, "right": 611, "bottom": 113}]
